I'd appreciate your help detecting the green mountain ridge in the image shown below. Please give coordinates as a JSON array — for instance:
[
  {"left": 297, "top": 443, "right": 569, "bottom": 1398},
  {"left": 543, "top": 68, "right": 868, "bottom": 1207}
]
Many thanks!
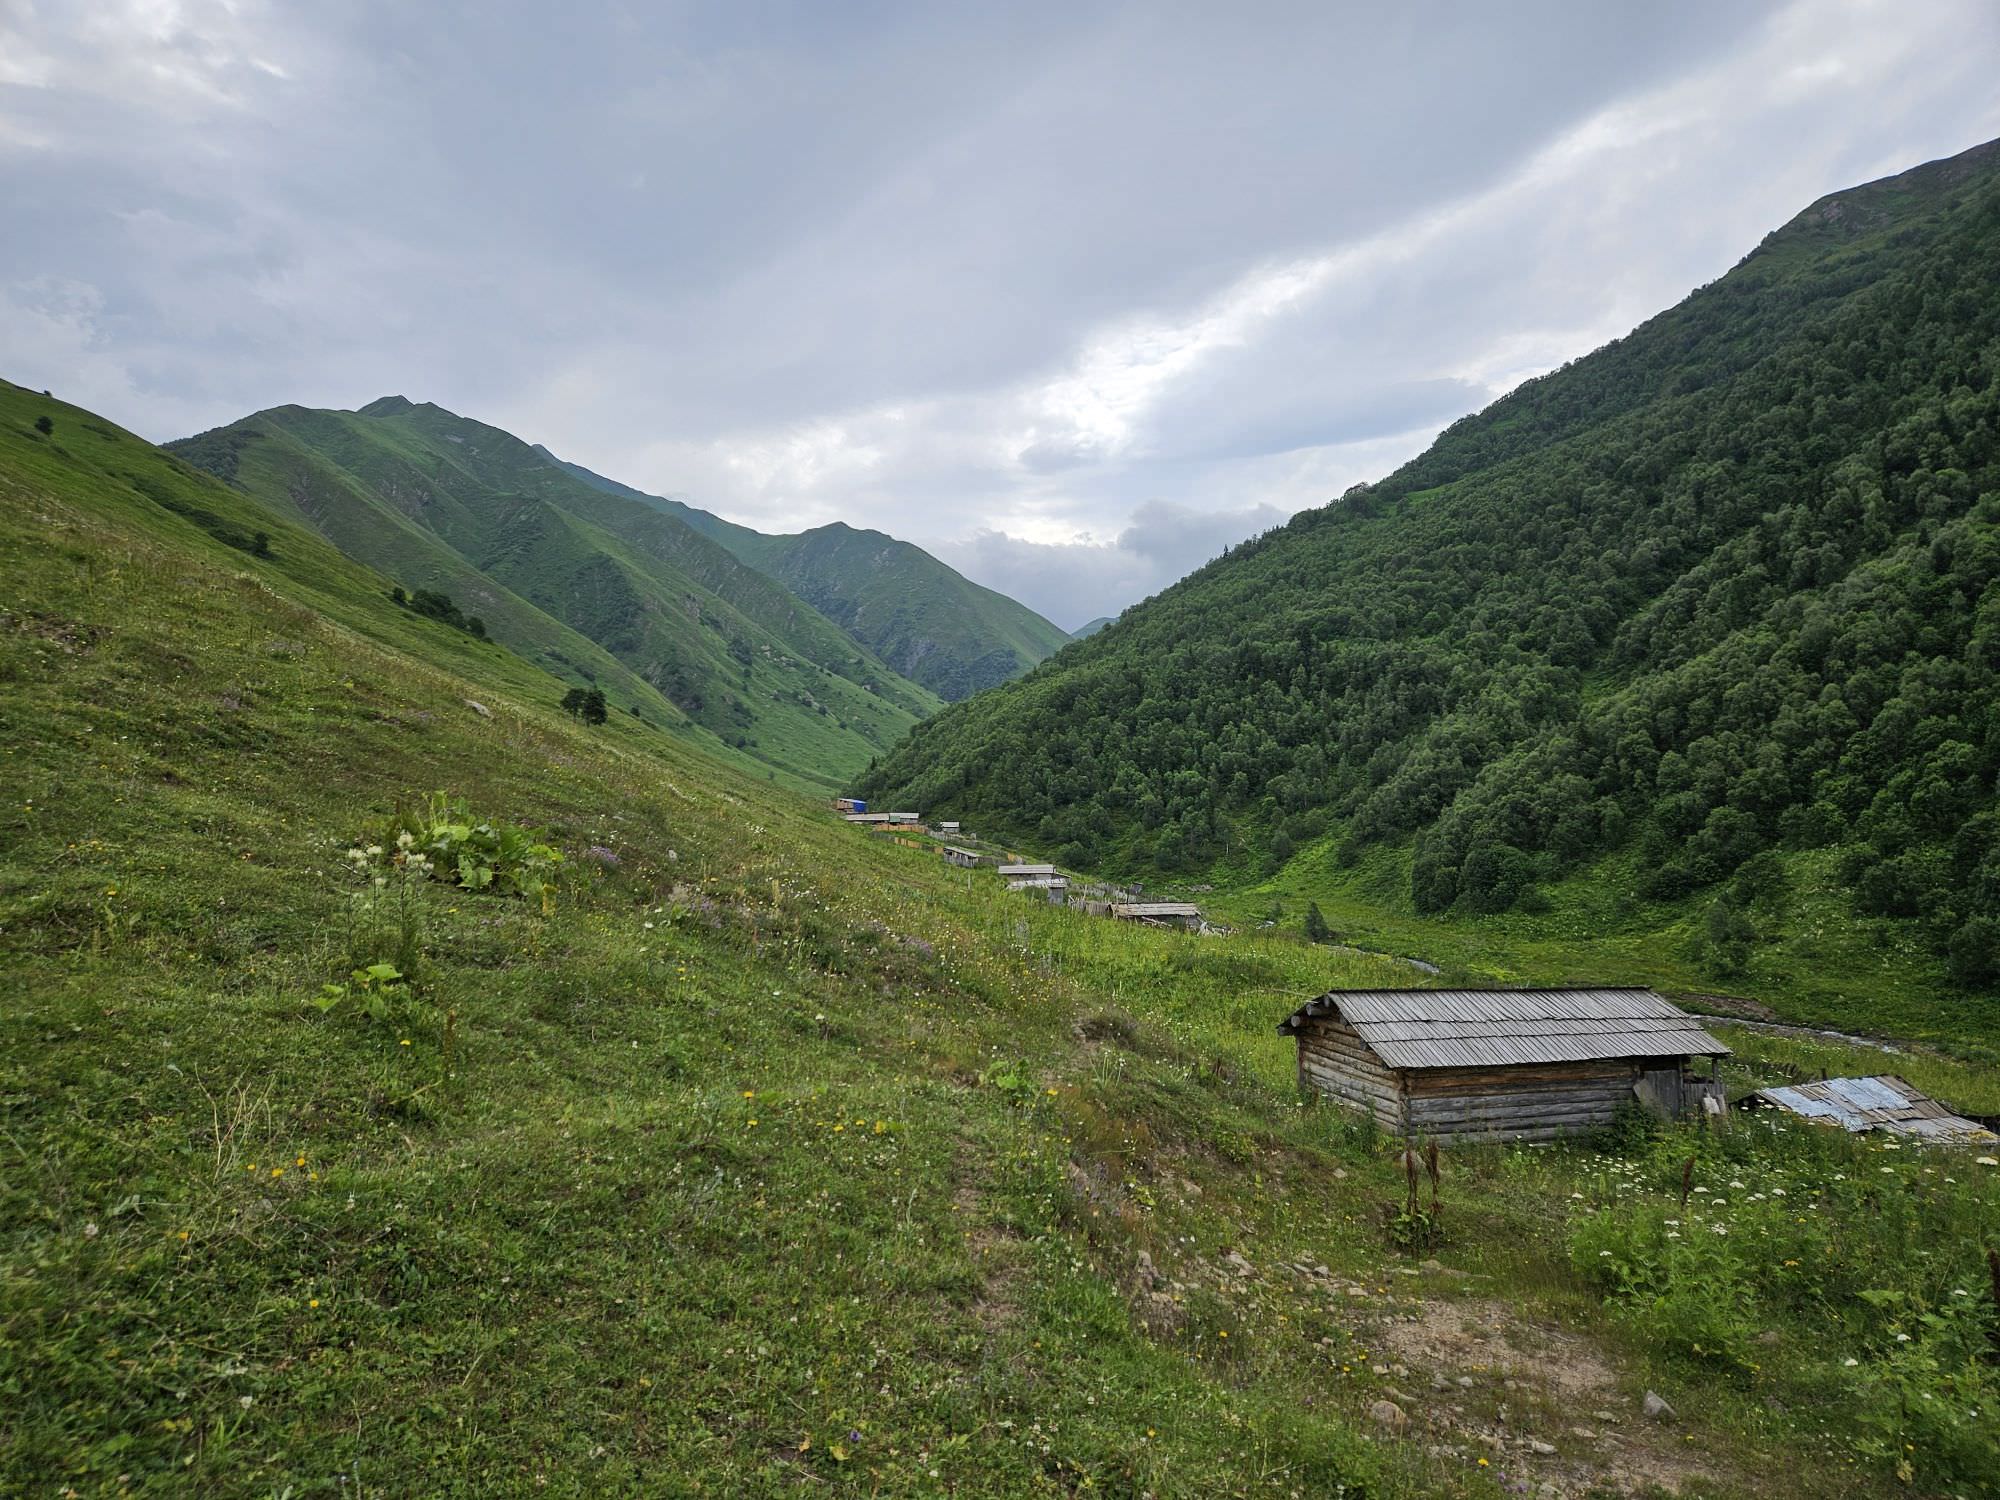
[
  {"left": 171, "top": 398, "right": 942, "bottom": 789},
  {"left": 542, "top": 448, "right": 1072, "bottom": 700},
  {"left": 858, "top": 135, "right": 2000, "bottom": 1003}
]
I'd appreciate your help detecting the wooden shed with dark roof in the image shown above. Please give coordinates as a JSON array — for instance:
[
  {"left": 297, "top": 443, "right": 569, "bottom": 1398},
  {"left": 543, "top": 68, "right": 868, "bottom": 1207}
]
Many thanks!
[{"left": 1278, "top": 987, "right": 1728, "bottom": 1141}]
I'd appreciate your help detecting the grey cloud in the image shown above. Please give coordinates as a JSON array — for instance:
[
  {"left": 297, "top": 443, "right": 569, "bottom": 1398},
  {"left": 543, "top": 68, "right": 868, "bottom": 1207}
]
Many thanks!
[{"left": 941, "top": 500, "right": 1289, "bottom": 630}]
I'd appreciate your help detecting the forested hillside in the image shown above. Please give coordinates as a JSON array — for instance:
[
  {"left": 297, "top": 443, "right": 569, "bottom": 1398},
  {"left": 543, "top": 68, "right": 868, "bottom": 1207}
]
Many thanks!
[
  {"left": 546, "top": 451, "right": 1072, "bottom": 700},
  {"left": 860, "top": 138, "right": 2000, "bottom": 989},
  {"left": 170, "top": 398, "right": 940, "bottom": 787}
]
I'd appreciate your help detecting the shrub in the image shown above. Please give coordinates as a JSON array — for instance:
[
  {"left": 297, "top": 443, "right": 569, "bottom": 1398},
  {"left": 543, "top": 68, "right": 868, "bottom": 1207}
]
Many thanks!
[{"left": 378, "top": 795, "right": 564, "bottom": 910}]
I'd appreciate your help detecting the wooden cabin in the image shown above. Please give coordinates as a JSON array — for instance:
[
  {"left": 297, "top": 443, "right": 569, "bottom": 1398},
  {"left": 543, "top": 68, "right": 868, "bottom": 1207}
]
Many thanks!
[
  {"left": 997, "top": 863, "right": 1056, "bottom": 881},
  {"left": 1111, "top": 901, "right": 1202, "bottom": 930},
  {"left": 833, "top": 797, "right": 868, "bottom": 813},
  {"left": 1278, "top": 987, "right": 1728, "bottom": 1142},
  {"left": 942, "top": 846, "right": 981, "bottom": 868}
]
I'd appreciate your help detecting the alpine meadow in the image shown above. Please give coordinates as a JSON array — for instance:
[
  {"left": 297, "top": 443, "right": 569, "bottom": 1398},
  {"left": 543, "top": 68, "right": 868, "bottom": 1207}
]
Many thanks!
[{"left": 7, "top": 13, "right": 2000, "bottom": 1500}]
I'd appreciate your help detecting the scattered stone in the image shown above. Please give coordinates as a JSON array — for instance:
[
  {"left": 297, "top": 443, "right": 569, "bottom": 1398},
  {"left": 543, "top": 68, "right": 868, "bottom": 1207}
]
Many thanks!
[
  {"left": 1754, "top": 1329, "right": 1783, "bottom": 1346},
  {"left": 1642, "top": 1390, "right": 1675, "bottom": 1421},
  {"left": 1431, "top": 1373, "right": 1450, "bottom": 1392},
  {"left": 1568, "top": 1426, "right": 1598, "bottom": 1441},
  {"left": 1314, "top": 1264, "right": 1331, "bottom": 1278},
  {"left": 1527, "top": 1438, "right": 1556, "bottom": 1455},
  {"left": 1456, "top": 1375, "right": 1476, "bottom": 1389},
  {"left": 464, "top": 699, "right": 491, "bottom": 718},
  {"left": 1136, "top": 1251, "right": 1162, "bottom": 1289},
  {"left": 1224, "top": 1250, "right": 1254, "bottom": 1278},
  {"left": 1390, "top": 1363, "right": 1408, "bottom": 1377},
  {"left": 1371, "top": 1364, "right": 1389, "bottom": 1377},
  {"left": 1591, "top": 1410, "right": 1618, "bottom": 1424},
  {"left": 1332, "top": 1168, "right": 1348, "bottom": 1180},
  {"left": 1367, "top": 1400, "right": 1408, "bottom": 1434},
  {"left": 1344, "top": 1286, "right": 1368, "bottom": 1298}
]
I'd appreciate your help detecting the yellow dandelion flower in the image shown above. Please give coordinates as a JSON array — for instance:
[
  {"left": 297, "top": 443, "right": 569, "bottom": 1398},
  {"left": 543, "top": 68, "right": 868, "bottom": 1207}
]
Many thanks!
[
  {"left": 399, "top": 1038, "right": 411, "bottom": 1047},
  {"left": 747, "top": 1119, "right": 758, "bottom": 1128},
  {"left": 296, "top": 1156, "right": 306, "bottom": 1167},
  {"left": 309, "top": 1299, "right": 320, "bottom": 1309},
  {"left": 271, "top": 1168, "right": 283, "bottom": 1178}
]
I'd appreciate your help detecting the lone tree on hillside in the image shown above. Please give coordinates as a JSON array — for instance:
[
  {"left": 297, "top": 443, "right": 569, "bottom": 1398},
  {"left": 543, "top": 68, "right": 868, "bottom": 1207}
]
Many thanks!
[
  {"left": 1304, "top": 901, "right": 1332, "bottom": 944},
  {"left": 561, "top": 686, "right": 608, "bottom": 724},
  {"left": 35, "top": 415, "right": 53, "bottom": 436}
]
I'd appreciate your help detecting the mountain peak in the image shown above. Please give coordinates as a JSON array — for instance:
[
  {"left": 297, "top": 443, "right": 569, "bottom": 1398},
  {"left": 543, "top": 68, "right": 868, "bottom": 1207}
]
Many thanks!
[{"left": 358, "top": 395, "right": 416, "bottom": 417}]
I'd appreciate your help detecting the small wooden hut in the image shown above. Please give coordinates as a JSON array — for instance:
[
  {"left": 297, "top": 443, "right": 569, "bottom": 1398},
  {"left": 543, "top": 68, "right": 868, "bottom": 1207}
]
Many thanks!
[
  {"left": 1278, "top": 987, "right": 1728, "bottom": 1141},
  {"left": 942, "top": 846, "right": 981, "bottom": 868},
  {"left": 1738, "top": 1075, "right": 1995, "bottom": 1144},
  {"left": 1110, "top": 901, "right": 1202, "bottom": 930}
]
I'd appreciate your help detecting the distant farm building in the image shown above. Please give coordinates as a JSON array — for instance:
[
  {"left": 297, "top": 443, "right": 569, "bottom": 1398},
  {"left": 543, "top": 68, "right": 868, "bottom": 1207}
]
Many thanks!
[
  {"left": 998, "top": 863, "right": 1056, "bottom": 881},
  {"left": 843, "top": 812, "right": 893, "bottom": 825},
  {"left": 1279, "top": 988, "right": 1728, "bottom": 1142},
  {"left": 939, "top": 821, "right": 961, "bottom": 834},
  {"left": 834, "top": 797, "right": 868, "bottom": 813},
  {"left": 1111, "top": 902, "right": 1202, "bottom": 930},
  {"left": 942, "top": 846, "right": 981, "bottom": 868},
  {"left": 1738, "top": 1075, "right": 1995, "bottom": 1144},
  {"left": 998, "top": 862, "right": 1068, "bottom": 899},
  {"left": 887, "top": 811, "right": 922, "bottom": 824}
]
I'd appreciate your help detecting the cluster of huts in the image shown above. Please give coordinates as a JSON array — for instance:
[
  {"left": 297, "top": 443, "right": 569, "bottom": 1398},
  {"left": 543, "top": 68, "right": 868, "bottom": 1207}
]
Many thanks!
[
  {"left": 833, "top": 799, "right": 1214, "bottom": 932},
  {"left": 1277, "top": 985, "right": 1995, "bottom": 1144}
]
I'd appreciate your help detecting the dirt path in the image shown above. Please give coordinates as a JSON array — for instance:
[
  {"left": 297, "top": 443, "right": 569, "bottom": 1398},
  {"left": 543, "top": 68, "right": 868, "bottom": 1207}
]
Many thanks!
[{"left": 1357, "top": 1290, "right": 1725, "bottom": 1497}]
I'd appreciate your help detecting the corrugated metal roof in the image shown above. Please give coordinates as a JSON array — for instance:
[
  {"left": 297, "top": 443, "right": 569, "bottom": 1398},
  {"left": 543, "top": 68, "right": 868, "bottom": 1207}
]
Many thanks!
[
  {"left": 1743, "top": 1075, "right": 1996, "bottom": 1143},
  {"left": 1278, "top": 987, "right": 1729, "bottom": 1070},
  {"left": 997, "top": 863, "right": 1055, "bottom": 876},
  {"left": 1111, "top": 903, "right": 1202, "bottom": 918}
]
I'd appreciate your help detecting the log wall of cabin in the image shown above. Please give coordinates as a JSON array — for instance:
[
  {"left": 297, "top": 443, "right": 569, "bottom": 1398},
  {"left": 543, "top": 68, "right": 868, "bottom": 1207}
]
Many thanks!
[
  {"left": 1294, "top": 1017, "right": 1405, "bottom": 1129},
  {"left": 1402, "top": 1059, "right": 1644, "bottom": 1142},
  {"left": 1293, "top": 1020, "right": 1680, "bottom": 1141}
]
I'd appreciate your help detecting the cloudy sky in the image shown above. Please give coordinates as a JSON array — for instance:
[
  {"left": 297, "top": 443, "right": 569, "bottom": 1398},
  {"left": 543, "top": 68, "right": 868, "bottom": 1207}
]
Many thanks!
[{"left": 4, "top": 2, "right": 1997, "bottom": 628}]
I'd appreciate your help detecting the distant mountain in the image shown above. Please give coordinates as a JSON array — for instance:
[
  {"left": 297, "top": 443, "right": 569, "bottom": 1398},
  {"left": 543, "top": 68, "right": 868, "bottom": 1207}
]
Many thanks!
[
  {"left": 860, "top": 136, "right": 2000, "bottom": 987},
  {"left": 539, "top": 450, "right": 1069, "bottom": 701},
  {"left": 1071, "top": 617, "right": 1115, "bottom": 639},
  {"left": 171, "top": 398, "right": 940, "bottom": 788}
]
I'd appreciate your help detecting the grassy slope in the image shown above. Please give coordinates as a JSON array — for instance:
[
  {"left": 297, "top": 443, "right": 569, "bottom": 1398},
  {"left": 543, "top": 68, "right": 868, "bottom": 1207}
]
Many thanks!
[
  {"left": 1202, "top": 836, "right": 2000, "bottom": 1059},
  {"left": 4, "top": 385, "right": 1993, "bottom": 1496},
  {"left": 549, "top": 454, "right": 1072, "bottom": 700},
  {"left": 172, "top": 400, "right": 938, "bottom": 791}
]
